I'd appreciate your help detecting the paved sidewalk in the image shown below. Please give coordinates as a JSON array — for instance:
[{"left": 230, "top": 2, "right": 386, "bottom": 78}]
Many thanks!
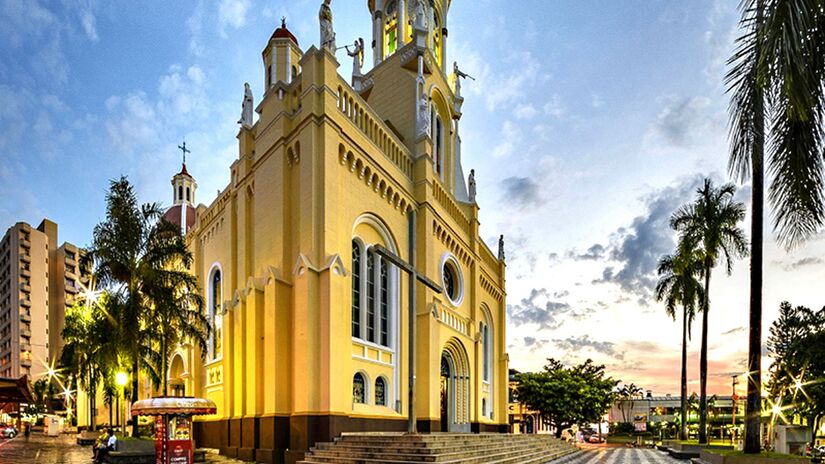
[
  {"left": 558, "top": 447, "right": 687, "bottom": 463},
  {"left": 0, "top": 433, "right": 245, "bottom": 463}
]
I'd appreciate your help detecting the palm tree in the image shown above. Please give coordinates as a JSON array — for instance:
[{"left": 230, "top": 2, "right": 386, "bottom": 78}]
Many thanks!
[
  {"left": 143, "top": 272, "right": 207, "bottom": 395},
  {"left": 655, "top": 250, "right": 704, "bottom": 441},
  {"left": 89, "top": 177, "right": 206, "bottom": 436},
  {"left": 671, "top": 178, "right": 748, "bottom": 444},
  {"left": 727, "top": 0, "right": 825, "bottom": 453},
  {"left": 616, "top": 383, "right": 644, "bottom": 424}
]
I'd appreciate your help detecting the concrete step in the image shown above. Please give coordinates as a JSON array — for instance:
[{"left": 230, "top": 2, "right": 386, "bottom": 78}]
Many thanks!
[{"left": 297, "top": 433, "right": 577, "bottom": 464}]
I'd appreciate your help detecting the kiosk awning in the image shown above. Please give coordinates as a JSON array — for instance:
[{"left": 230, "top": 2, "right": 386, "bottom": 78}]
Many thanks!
[{"left": 0, "top": 376, "right": 34, "bottom": 403}]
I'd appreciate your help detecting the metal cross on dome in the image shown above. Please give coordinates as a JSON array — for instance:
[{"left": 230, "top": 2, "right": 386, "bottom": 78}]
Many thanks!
[{"left": 178, "top": 139, "right": 191, "bottom": 165}]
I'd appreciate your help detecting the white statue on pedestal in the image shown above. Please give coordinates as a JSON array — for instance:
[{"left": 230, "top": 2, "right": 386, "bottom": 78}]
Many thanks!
[
  {"left": 468, "top": 169, "right": 476, "bottom": 203},
  {"left": 346, "top": 38, "right": 365, "bottom": 76},
  {"left": 413, "top": 0, "right": 427, "bottom": 30},
  {"left": 416, "top": 93, "right": 430, "bottom": 139},
  {"left": 453, "top": 61, "right": 474, "bottom": 98},
  {"left": 238, "top": 83, "right": 253, "bottom": 127},
  {"left": 498, "top": 235, "right": 505, "bottom": 261},
  {"left": 319, "top": 0, "right": 336, "bottom": 52}
]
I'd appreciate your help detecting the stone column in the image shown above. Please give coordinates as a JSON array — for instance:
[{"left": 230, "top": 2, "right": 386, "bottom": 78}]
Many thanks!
[
  {"left": 398, "top": 0, "right": 406, "bottom": 45},
  {"left": 372, "top": 1, "right": 384, "bottom": 66}
]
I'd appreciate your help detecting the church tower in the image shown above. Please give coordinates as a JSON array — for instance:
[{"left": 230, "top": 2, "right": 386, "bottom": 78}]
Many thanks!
[
  {"left": 163, "top": 162, "right": 197, "bottom": 235},
  {"left": 263, "top": 18, "right": 303, "bottom": 89},
  {"left": 368, "top": 0, "right": 449, "bottom": 72}
]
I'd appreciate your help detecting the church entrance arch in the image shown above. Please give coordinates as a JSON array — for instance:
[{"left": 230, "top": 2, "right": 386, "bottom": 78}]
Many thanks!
[
  {"left": 168, "top": 353, "right": 186, "bottom": 397},
  {"left": 440, "top": 338, "right": 470, "bottom": 432}
]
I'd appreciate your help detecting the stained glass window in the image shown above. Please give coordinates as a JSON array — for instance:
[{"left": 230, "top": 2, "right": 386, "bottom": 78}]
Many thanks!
[
  {"left": 366, "top": 252, "right": 376, "bottom": 342},
  {"left": 375, "top": 377, "right": 386, "bottom": 406},
  {"left": 211, "top": 270, "right": 222, "bottom": 359},
  {"left": 353, "top": 373, "right": 366, "bottom": 404},
  {"left": 379, "top": 259, "right": 389, "bottom": 346},
  {"left": 352, "top": 241, "right": 361, "bottom": 337}
]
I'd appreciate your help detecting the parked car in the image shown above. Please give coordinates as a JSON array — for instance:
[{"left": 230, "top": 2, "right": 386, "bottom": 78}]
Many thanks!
[
  {"left": 587, "top": 434, "right": 605, "bottom": 443},
  {"left": 1, "top": 425, "right": 18, "bottom": 438}
]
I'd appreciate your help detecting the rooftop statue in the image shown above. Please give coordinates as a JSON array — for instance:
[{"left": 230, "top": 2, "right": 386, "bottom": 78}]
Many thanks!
[
  {"left": 346, "top": 38, "right": 365, "bottom": 77},
  {"left": 319, "top": 0, "right": 336, "bottom": 53},
  {"left": 468, "top": 169, "right": 476, "bottom": 203},
  {"left": 238, "top": 83, "right": 253, "bottom": 128},
  {"left": 453, "top": 62, "right": 475, "bottom": 98}
]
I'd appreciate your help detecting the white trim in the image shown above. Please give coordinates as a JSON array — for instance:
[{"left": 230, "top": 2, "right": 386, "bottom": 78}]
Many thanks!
[
  {"left": 439, "top": 252, "right": 464, "bottom": 307},
  {"left": 285, "top": 47, "right": 292, "bottom": 84}
]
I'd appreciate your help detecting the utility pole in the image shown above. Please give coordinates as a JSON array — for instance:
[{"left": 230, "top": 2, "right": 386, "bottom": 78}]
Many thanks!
[
  {"left": 732, "top": 374, "right": 739, "bottom": 445},
  {"left": 369, "top": 209, "right": 442, "bottom": 433}
]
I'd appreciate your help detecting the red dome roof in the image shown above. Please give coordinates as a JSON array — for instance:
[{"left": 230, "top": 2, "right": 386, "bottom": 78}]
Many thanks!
[
  {"left": 272, "top": 18, "right": 298, "bottom": 45},
  {"left": 176, "top": 163, "right": 192, "bottom": 178},
  {"left": 163, "top": 204, "right": 196, "bottom": 234}
]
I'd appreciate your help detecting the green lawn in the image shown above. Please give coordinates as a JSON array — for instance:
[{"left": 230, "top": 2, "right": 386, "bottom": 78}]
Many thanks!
[{"left": 707, "top": 449, "right": 810, "bottom": 460}]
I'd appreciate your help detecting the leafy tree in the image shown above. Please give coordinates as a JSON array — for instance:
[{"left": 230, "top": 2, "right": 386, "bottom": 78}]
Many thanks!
[
  {"left": 88, "top": 177, "right": 207, "bottom": 436},
  {"left": 727, "top": 0, "right": 825, "bottom": 453},
  {"left": 516, "top": 359, "right": 618, "bottom": 438},
  {"left": 671, "top": 178, "right": 748, "bottom": 444},
  {"left": 60, "top": 291, "right": 119, "bottom": 431},
  {"left": 656, "top": 250, "right": 704, "bottom": 440},
  {"left": 766, "top": 301, "right": 825, "bottom": 446}
]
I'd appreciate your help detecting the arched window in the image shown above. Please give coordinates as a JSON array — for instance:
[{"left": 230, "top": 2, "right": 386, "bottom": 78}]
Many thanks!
[
  {"left": 352, "top": 240, "right": 361, "bottom": 337},
  {"left": 384, "top": 1, "right": 398, "bottom": 57},
  {"left": 430, "top": 106, "right": 444, "bottom": 178},
  {"left": 291, "top": 65, "right": 298, "bottom": 80},
  {"left": 481, "top": 306, "right": 493, "bottom": 418},
  {"left": 186, "top": 186, "right": 190, "bottom": 202},
  {"left": 352, "top": 237, "right": 392, "bottom": 347},
  {"left": 178, "top": 185, "right": 183, "bottom": 202},
  {"left": 209, "top": 268, "right": 223, "bottom": 360},
  {"left": 266, "top": 65, "right": 272, "bottom": 87},
  {"left": 482, "top": 321, "right": 490, "bottom": 382},
  {"left": 375, "top": 377, "right": 387, "bottom": 406},
  {"left": 353, "top": 373, "right": 366, "bottom": 404},
  {"left": 432, "top": 13, "right": 442, "bottom": 67}
]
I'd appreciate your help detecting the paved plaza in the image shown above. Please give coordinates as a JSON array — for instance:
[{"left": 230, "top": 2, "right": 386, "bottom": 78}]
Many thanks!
[
  {"left": 0, "top": 433, "right": 244, "bottom": 464},
  {"left": 560, "top": 447, "right": 687, "bottom": 464}
]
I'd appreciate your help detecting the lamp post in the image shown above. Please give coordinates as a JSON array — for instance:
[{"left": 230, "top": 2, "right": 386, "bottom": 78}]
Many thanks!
[{"left": 116, "top": 372, "right": 128, "bottom": 434}]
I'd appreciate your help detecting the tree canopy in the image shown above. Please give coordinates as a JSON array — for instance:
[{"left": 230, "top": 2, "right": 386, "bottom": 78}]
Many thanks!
[{"left": 516, "top": 359, "right": 618, "bottom": 438}]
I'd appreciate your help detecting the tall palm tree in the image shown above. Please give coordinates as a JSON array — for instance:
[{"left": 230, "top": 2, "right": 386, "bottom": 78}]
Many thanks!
[
  {"left": 655, "top": 250, "right": 704, "bottom": 441},
  {"left": 727, "top": 0, "right": 825, "bottom": 453},
  {"left": 143, "top": 272, "right": 208, "bottom": 395},
  {"left": 671, "top": 179, "right": 748, "bottom": 444},
  {"left": 89, "top": 177, "right": 206, "bottom": 436}
]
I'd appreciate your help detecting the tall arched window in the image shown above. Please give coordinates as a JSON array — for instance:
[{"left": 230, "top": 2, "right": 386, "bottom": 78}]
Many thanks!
[
  {"left": 186, "top": 187, "right": 190, "bottom": 202},
  {"left": 351, "top": 238, "right": 392, "bottom": 347},
  {"left": 481, "top": 307, "right": 493, "bottom": 418},
  {"left": 353, "top": 373, "right": 366, "bottom": 404},
  {"left": 432, "top": 13, "right": 442, "bottom": 67},
  {"left": 384, "top": 1, "right": 398, "bottom": 57},
  {"left": 375, "top": 377, "right": 387, "bottom": 406},
  {"left": 178, "top": 185, "right": 183, "bottom": 202},
  {"left": 352, "top": 240, "right": 361, "bottom": 337},
  {"left": 209, "top": 268, "right": 223, "bottom": 360}
]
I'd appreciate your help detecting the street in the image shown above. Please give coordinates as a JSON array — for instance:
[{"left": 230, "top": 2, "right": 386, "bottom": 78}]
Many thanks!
[
  {"left": 0, "top": 433, "right": 244, "bottom": 463},
  {"left": 560, "top": 447, "right": 687, "bottom": 464}
]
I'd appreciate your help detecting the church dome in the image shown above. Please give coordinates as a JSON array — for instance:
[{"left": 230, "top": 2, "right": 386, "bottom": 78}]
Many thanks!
[
  {"left": 271, "top": 18, "right": 298, "bottom": 45},
  {"left": 163, "top": 204, "right": 196, "bottom": 234}
]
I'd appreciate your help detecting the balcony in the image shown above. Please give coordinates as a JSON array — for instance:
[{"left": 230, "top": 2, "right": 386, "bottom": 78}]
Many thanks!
[
  {"left": 20, "top": 358, "right": 31, "bottom": 368},
  {"left": 65, "top": 267, "right": 77, "bottom": 279},
  {"left": 20, "top": 253, "right": 30, "bottom": 263},
  {"left": 65, "top": 282, "right": 78, "bottom": 294},
  {"left": 65, "top": 256, "right": 77, "bottom": 267},
  {"left": 20, "top": 329, "right": 31, "bottom": 338},
  {"left": 20, "top": 238, "right": 30, "bottom": 249},
  {"left": 20, "top": 298, "right": 31, "bottom": 308},
  {"left": 20, "top": 283, "right": 31, "bottom": 293},
  {"left": 20, "top": 268, "right": 30, "bottom": 277},
  {"left": 19, "top": 343, "right": 30, "bottom": 352},
  {"left": 19, "top": 312, "right": 30, "bottom": 323}
]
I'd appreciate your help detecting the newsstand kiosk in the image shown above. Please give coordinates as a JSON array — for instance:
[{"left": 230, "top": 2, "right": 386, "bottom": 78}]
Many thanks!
[{"left": 131, "top": 397, "right": 217, "bottom": 464}]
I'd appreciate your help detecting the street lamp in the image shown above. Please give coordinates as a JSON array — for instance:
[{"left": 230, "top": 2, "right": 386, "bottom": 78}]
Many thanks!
[{"left": 115, "top": 372, "right": 128, "bottom": 434}]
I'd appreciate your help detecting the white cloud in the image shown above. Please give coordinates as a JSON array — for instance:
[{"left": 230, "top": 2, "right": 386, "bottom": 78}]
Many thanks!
[
  {"left": 513, "top": 103, "right": 537, "bottom": 120},
  {"left": 491, "top": 120, "right": 519, "bottom": 158},
  {"left": 78, "top": 1, "right": 99, "bottom": 42},
  {"left": 543, "top": 94, "right": 565, "bottom": 118},
  {"left": 219, "top": 0, "right": 251, "bottom": 31}
]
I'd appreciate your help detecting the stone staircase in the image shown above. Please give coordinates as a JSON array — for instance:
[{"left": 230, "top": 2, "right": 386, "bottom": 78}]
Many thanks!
[{"left": 297, "top": 432, "right": 578, "bottom": 464}]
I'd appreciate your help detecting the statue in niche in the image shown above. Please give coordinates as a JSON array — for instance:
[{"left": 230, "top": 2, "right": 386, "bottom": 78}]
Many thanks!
[
  {"left": 413, "top": 0, "right": 427, "bottom": 29},
  {"left": 453, "top": 61, "right": 475, "bottom": 97},
  {"left": 319, "top": 0, "right": 336, "bottom": 52},
  {"left": 416, "top": 93, "right": 430, "bottom": 138},
  {"left": 346, "top": 38, "right": 365, "bottom": 76},
  {"left": 468, "top": 169, "right": 476, "bottom": 203},
  {"left": 498, "top": 235, "right": 505, "bottom": 261},
  {"left": 238, "top": 83, "right": 253, "bottom": 127}
]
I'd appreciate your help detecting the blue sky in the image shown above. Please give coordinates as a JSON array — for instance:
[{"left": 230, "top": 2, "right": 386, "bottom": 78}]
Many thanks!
[{"left": 3, "top": 0, "right": 824, "bottom": 395}]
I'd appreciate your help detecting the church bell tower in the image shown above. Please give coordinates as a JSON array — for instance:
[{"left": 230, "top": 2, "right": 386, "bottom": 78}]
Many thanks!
[{"left": 263, "top": 18, "right": 303, "bottom": 90}]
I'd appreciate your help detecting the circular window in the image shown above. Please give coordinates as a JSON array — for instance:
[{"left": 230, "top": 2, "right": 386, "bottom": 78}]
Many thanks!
[{"left": 441, "top": 256, "right": 463, "bottom": 306}]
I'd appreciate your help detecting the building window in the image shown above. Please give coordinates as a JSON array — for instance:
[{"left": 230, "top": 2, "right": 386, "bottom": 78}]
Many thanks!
[
  {"left": 291, "top": 65, "right": 298, "bottom": 80},
  {"left": 353, "top": 373, "right": 366, "bottom": 404},
  {"left": 432, "top": 13, "right": 442, "bottom": 66},
  {"left": 186, "top": 187, "right": 190, "bottom": 202},
  {"left": 266, "top": 65, "right": 272, "bottom": 87},
  {"left": 178, "top": 186, "right": 183, "bottom": 202},
  {"left": 351, "top": 241, "right": 361, "bottom": 337},
  {"left": 351, "top": 238, "right": 392, "bottom": 347},
  {"left": 375, "top": 377, "right": 386, "bottom": 406},
  {"left": 209, "top": 267, "right": 223, "bottom": 360},
  {"left": 441, "top": 255, "right": 463, "bottom": 306},
  {"left": 430, "top": 109, "right": 444, "bottom": 178},
  {"left": 384, "top": 1, "right": 398, "bottom": 57}
]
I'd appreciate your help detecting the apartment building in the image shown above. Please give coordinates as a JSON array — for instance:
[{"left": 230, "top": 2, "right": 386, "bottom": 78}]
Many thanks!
[{"left": 0, "top": 219, "right": 86, "bottom": 380}]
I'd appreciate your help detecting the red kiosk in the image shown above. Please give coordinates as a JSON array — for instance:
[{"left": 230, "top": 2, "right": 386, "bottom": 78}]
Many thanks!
[{"left": 131, "top": 397, "right": 216, "bottom": 464}]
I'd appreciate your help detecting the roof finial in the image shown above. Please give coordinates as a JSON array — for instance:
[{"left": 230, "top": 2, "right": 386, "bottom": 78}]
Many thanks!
[
  {"left": 177, "top": 138, "right": 191, "bottom": 166},
  {"left": 281, "top": 16, "right": 286, "bottom": 28}
]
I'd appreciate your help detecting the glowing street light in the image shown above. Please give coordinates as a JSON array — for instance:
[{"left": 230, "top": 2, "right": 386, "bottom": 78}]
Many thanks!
[{"left": 116, "top": 372, "right": 128, "bottom": 387}]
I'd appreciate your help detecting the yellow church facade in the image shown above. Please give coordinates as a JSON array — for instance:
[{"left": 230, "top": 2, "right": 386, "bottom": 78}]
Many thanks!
[{"left": 167, "top": 2, "right": 508, "bottom": 462}]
